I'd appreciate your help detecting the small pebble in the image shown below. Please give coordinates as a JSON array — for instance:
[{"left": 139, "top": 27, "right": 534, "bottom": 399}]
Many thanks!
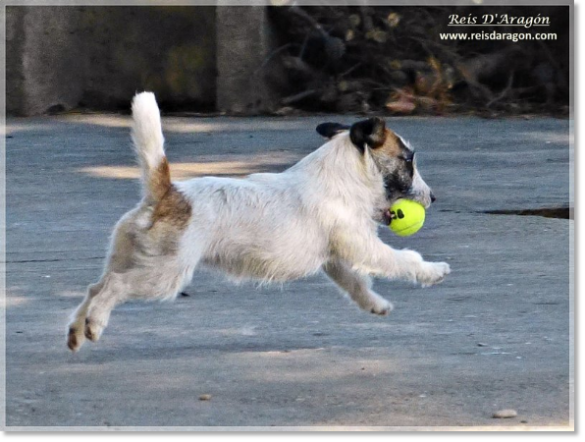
[
  {"left": 199, "top": 394, "right": 212, "bottom": 401},
  {"left": 493, "top": 409, "right": 517, "bottom": 419}
]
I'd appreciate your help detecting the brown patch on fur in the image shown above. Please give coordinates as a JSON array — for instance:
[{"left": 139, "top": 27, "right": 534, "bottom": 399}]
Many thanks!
[
  {"left": 149, "top": 158, "right": 172, "bottom": 202},
  {"left": 146, "top": 157, "right": 192, "bottom": 230},
  {"left": 138, "top": 158, "right": 193, "bottom": 255},
  {"left": 152, "top": 184, "right": 192, "bottom": 229},
  {"left": 374, "top": 129, "right": 403, "bottom": 157}
]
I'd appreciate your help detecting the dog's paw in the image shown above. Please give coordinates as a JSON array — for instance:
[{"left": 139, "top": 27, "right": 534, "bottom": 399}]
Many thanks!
[
  {"left": 67, "top": 325, "right": 86, "bottom": 352},
  {"left": 417, "top": 261, "right": 450, "bottom": 287},
  {"left": 367, "top": 295, "right": 394, "bottom": 316},
  {"left": 84, "top": 317, "right": 105, "bottom": 342}
]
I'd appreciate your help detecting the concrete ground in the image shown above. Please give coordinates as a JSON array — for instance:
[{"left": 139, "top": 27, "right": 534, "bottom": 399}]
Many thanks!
[{"left": 4, "top": 114, "right": 572, "bottom": 430}]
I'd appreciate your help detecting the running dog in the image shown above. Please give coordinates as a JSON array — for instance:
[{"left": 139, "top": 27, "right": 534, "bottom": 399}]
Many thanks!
[{"left": 67, "top": 92, "right": 450, "bottom": 351}]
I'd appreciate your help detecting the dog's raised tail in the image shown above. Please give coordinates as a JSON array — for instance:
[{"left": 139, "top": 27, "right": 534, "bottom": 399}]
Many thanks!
[{"left": 131, "top": 92, "right": 170, "bottom": 203}]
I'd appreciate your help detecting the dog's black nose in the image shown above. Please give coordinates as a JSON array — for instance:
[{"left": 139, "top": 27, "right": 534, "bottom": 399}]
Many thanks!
[{"left": 431, "top": 192, "right": 436, "bottom": 203}]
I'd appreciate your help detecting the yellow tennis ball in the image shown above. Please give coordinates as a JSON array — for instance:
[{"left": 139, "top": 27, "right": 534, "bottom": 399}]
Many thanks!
[{"left": 389, "top": 199, "right": 426, "bottom": 237}]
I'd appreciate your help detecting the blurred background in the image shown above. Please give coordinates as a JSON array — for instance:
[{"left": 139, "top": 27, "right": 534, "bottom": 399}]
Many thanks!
[{"left": 6, "top": 3, "right": 570, "bottom": 117}]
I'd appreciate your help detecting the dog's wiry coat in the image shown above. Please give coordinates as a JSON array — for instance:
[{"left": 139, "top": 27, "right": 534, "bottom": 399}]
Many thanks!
[{"left": 67, "top": 92, "right": 450, "bottom": 352}]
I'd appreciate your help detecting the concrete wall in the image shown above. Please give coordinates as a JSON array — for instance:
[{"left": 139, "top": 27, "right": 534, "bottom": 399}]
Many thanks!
[
  {"left": 216, "top": 7, "right": 281, "bottom": 114},
  {"left": 78, "top": 6, "right": 217, "bottom": 111},
  {"left": 7, "top": 7, "right": 85, "bottom": 115},
  {"left": 6, "top": 6, "right": 26, "bottom": 115},
  {"left": 7, "top": 6, "right": 223, "bottom": 115}
]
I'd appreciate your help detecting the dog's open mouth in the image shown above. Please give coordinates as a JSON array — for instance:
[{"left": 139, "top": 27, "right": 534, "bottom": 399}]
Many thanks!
[{"left": 382, "top": 208, "right": 393, "bottom": 225}]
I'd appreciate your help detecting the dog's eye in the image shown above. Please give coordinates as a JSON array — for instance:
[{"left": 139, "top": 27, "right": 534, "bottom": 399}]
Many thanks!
[{"left": 404, "top": 151, "right": 415, "bottom": 163}]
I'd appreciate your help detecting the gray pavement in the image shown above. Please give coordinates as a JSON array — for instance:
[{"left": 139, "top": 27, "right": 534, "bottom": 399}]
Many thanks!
[{"left": 4, "top": 114, "right": 572, "bottom": 429}]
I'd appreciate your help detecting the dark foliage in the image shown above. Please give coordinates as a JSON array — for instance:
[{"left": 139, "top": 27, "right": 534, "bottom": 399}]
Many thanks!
[{"left": 266, "top": 5, "right": 569, "bottom": 116}]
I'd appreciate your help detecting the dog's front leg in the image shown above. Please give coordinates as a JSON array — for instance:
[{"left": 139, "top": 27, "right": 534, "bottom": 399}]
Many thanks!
[
  {"left": 323, "top": 260, "right": 393, "bottom": 315},
  {"left": 336, "top": 235, "right": 450, "bottom": 286}
]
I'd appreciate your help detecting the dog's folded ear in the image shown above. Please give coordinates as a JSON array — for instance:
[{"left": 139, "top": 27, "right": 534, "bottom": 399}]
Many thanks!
[
  {"left": 349, "top": 117, "right": 387, "bottom": 152},
  {"left": 316, "top": 122, "right": 350, "bottom": 139}
]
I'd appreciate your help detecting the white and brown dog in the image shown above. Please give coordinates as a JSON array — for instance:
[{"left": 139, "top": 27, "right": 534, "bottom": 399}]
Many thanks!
[{"left": 67, "top": 92, "right": 450, "bottom": 352}]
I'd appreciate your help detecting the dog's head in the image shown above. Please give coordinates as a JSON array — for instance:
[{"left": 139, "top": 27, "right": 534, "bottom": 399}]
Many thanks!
[{"left": 316, "top": 118, "right": 435, "bottom": 222}]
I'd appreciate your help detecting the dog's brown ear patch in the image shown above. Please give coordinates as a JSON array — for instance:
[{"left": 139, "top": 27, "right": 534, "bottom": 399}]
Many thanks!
[
  {"left": 377, "top": 129, "right": 407, "bottom": 158},
  {"left": 349, "top": 118, "right": 387, "bottom": 152},
  {"left": 316, "top": 122, "right": 350, "bottom": 139}
]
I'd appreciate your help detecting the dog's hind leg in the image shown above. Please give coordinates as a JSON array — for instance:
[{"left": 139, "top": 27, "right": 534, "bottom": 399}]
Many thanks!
[
  {"left": 82, "top": 272, "right": 127, "bottom": 343},
  {"left": 81, "top": 264, "right": 193, "bottom": 345},
  {"left": 67, "top": 279, "right": 105, "bottom": 351},
  {"left": 66, "top": 261, "right": 194, "bottom": 351},
  {"left": 323, "top": 260, "right": 393, "bottom": 315},
  {"left": 66, "top": 272, "right": 124, "bottom": 350}
]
